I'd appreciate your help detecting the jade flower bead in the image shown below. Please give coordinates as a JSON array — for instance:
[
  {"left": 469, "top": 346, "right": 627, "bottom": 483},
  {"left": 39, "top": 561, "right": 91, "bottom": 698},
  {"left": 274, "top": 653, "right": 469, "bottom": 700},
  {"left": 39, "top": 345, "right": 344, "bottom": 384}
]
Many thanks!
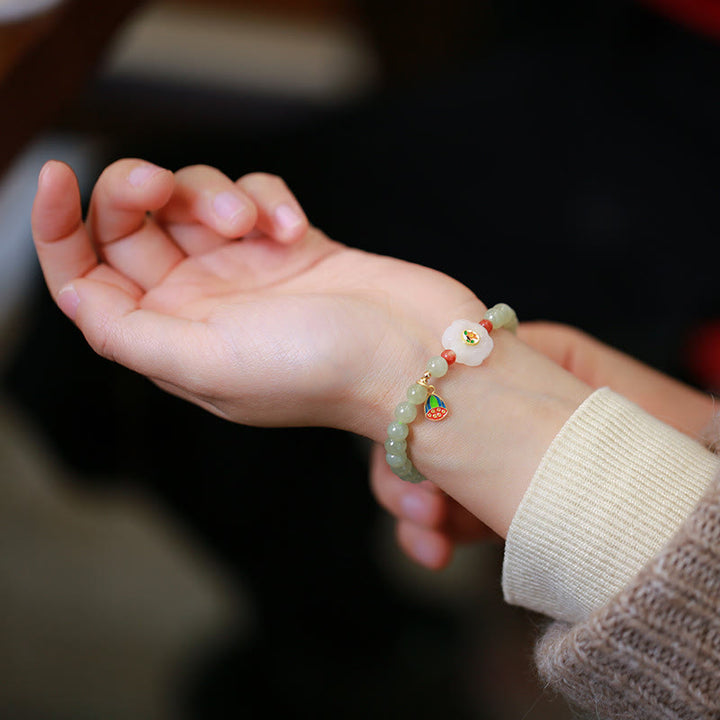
[{"left": 441, "top": 319, "right": 494, "bottom": 367}]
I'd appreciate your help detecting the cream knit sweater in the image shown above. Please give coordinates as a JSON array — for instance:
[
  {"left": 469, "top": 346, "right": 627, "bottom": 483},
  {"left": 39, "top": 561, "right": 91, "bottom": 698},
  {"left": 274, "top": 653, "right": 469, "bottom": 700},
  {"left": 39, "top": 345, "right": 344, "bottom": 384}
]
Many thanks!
[{"left": 502, "top": 388, "right": 720, "bottom": 719}]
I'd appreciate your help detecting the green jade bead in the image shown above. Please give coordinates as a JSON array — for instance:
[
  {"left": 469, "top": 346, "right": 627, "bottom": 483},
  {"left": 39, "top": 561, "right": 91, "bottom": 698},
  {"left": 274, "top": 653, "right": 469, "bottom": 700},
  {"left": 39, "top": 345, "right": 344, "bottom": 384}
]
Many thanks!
[
  {"left": 384, "top": 437, "right": 407, "bottom": 454},
  {"left": 426, "top": 356, "right": 449, "bottom": 378},
  {"left": 484, "top": 303, "right": 518, "bottom": 333},
  {"left": 406, "top": 383, "right": 429, "bottom": 405},
  {"left": 386, "top": 452, "right": 408, "bottom": 469},
  {"left": 387, "top": 421, "right": 409, "bottom": 440},
  {"left": 390, "top": 454, "right": 412, "bottom": 475},
  {"left": 394, "top": 401, "right": 418, "bottom": 423},
  {"left": 401, "top": 466, "right": 426, "bottom": 484}
]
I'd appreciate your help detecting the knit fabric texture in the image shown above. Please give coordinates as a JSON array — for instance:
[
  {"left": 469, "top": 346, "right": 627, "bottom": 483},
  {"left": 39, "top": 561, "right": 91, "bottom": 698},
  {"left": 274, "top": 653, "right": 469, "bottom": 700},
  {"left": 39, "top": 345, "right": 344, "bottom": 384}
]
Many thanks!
[
  {"left": 503, "top": 388, "right": 720, "bottom": 623},
  {"left": 535, "top": 470, "right": 720, "bottom": 719}
]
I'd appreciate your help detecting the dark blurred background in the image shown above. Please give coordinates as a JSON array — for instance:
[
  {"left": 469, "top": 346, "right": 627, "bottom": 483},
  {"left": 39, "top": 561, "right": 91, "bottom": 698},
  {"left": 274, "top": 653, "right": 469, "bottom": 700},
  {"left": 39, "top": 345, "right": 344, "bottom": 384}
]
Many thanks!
[{"left": 1, "top": 0, "right": 719, "bottom": 718}]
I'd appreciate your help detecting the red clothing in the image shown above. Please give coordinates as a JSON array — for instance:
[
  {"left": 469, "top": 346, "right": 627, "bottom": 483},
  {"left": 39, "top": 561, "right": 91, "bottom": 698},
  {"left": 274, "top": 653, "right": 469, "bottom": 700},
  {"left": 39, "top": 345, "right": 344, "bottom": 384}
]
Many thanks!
[
  {"left": 685, "top": 320, "right": 720, "bottom": 392},
  {"left": 639, "top": 0, "right": 720, "bottom": 38}
]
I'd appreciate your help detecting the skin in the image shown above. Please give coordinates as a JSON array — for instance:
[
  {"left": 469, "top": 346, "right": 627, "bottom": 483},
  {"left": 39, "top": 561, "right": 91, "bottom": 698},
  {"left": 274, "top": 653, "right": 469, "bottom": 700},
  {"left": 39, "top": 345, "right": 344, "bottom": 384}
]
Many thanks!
[{"left": 32, "top": 159, "right": 717, "bottom": 561}]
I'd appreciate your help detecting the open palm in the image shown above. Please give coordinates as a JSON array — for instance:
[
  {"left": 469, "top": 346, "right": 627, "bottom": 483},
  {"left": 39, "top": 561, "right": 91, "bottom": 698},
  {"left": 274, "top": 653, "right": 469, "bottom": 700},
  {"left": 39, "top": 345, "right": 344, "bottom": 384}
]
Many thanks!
[{"left": 32, "top": 160, "right": 482, "bottom": 438}]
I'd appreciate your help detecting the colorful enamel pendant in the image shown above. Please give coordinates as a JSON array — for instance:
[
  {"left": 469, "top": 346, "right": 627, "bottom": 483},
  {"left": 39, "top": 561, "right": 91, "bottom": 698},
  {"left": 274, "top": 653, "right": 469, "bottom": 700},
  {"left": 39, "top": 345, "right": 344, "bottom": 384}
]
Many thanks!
[{"left": 424, "top": 393, "right": 448, "bottom": 421}]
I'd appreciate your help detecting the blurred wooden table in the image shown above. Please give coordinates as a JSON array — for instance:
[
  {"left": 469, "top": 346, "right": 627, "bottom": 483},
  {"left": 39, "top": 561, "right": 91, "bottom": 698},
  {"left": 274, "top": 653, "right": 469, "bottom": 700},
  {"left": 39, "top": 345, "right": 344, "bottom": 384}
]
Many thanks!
[
  {"left": 0, "top": 0, "right": 361, "bottom": 176},
  {"left": 0, "top": 0, "right": 145, "bottom": 175},
  {"left": 0, "top": 0, "right": 487, "bottom": 176}
]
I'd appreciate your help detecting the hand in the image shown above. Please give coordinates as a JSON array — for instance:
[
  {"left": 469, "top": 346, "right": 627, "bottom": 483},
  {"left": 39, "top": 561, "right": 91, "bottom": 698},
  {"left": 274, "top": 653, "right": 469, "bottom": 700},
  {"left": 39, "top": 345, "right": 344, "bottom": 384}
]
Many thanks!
[
  {"left": 372, "top": 321, "right": 716, "bottom": 570},
  {"left": 32, "top": 159, "right": 483, "bottom": 436},
  {"left": 32, "top": 158, "right": 592, "bottom": 541}
]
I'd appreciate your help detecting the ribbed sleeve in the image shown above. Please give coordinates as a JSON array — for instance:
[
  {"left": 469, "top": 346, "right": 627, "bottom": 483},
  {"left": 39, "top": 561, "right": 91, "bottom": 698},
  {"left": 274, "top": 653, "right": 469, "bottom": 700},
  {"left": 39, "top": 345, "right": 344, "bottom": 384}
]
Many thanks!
[
  {"left": 535, "top": 471, "right": 720, "bottom": 719},
  {"left": 502, "top": 388, "right": 720, "bottom": 622}
]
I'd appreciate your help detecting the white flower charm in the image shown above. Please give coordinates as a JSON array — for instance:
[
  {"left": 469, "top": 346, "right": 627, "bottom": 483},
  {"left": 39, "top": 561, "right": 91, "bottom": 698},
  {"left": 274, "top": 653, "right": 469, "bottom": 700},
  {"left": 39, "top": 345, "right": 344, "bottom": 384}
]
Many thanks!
[{"left": 441, "top": 319, "right": 494, "bottom": 366}]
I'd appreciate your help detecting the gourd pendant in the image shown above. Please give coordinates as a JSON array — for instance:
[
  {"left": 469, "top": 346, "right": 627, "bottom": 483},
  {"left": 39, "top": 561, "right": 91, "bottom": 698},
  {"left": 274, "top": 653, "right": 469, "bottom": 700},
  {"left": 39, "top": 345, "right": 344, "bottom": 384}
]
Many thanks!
[{"left": 424, "top": 392, "right": 448, "bottom": 422}]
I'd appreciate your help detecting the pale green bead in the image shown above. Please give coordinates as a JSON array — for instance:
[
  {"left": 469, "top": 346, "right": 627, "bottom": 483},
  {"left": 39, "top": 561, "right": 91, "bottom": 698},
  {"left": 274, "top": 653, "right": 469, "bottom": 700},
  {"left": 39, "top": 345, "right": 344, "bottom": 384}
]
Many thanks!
[
  {"left": 395, "top": 401, "right": 418, "bottom": 423},
  {"left": 386, "top": 452, "right": 408, "bottom": 469},
  {"left": 406, "top": 383, "right": 429, "bottom": 405},
  {"left": 484, "top": 303, "right": 517, "bottom": 331},
  {"left": 504, "top": 312, "right": 519, "bottom": 333},
  {"left": 497, "top": 303, "right": 518, "bottom": 333},
  {"left": 384, "top": 438, "right": 407, "bottom": 454},
  {"left": 426, "top": 356, "right": 449, "bottom": 378},
  {"left": 402, "top": 466, "right": 426, "bottom": 484},
  {"left": 393, "top": 458, "right": 413, "bottom": 477},
  {"left": 387, "top": 421, "right": 409, "bottom": 440}
]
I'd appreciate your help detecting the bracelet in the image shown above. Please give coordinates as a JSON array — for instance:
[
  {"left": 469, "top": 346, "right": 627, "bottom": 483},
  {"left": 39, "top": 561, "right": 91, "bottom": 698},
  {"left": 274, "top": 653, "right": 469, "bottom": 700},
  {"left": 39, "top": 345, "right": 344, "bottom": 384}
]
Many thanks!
[{"left": 385, "top": 303, "right": 518, "bottom": 483}]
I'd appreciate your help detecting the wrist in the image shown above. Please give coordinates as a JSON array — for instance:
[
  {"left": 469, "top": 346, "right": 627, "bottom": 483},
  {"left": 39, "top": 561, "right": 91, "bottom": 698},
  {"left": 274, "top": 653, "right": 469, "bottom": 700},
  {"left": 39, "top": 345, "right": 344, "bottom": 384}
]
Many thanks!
[
  {"left": 357, "top": 323, "right": 592, "bottom": 538},
  {"left": 422, "top": 332, "right": 591, "bottom": 536},
  {"left": 341, "top": 296, "right": 488, "bottom": 441}
]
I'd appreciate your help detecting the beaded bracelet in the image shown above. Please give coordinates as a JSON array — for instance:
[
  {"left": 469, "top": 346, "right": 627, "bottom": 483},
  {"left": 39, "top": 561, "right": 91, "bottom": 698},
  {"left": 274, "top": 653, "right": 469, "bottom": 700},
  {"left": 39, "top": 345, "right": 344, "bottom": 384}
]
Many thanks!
[{"left": 385, "top": 303, "right": 518, "bottom": 483}]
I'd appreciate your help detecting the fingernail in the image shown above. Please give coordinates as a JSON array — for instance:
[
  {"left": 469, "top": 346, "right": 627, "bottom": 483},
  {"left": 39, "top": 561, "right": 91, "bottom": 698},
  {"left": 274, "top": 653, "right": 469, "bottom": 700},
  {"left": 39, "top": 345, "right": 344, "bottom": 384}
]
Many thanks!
[
  {"left": 128, "top": 163, "right": 163, "bottom": 188},
  {"left": 275, "top": 203, "right": 303, "bottom": 231},
  {"left": 400, "top": 492, "right": 430, "bottom": 523},
  {"left": 38, "top": 160, "right": 54, "bottom": 187},
  {"left": 213, "top": 191, "right": 246, "bottom": 221},
  {"left": 57, "top": 285, "right": 80, "bottom": 321}
]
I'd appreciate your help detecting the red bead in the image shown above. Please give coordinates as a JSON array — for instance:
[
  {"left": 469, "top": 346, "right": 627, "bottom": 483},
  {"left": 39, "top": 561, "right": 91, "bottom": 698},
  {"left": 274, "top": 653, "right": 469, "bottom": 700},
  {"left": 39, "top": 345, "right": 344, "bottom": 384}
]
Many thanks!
[
  {"left": 479, "top": 318, "right": 493, "bottom": 333},
  {"left": 441, "top": 349, "right": 456, "bottom": 365}
]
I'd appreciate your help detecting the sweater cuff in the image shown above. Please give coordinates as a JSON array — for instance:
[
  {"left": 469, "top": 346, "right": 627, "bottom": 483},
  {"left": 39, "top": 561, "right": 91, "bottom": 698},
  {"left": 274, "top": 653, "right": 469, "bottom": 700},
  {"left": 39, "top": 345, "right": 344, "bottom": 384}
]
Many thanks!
[{"left": 502, "top": 387, "right": 720, "bottom": 623}]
